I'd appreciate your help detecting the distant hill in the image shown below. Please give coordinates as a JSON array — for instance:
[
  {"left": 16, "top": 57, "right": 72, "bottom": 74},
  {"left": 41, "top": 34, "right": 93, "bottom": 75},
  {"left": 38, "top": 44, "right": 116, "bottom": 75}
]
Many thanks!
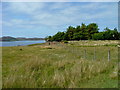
[
  {"left": 0, "top": 36, "right": 45, "bottom": 41},
  {"left": 0, "top": 36, "right": 18, "bottom": 41}
]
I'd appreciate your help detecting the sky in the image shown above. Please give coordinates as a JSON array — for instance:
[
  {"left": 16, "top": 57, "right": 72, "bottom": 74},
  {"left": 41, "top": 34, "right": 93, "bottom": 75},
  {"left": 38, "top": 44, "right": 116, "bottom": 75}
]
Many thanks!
[
  {"left": 1, "top": 0, "right": 119, "bottom": 2},
  {"left": 1, "top": 2, "right": 118, "bottom": 38}
]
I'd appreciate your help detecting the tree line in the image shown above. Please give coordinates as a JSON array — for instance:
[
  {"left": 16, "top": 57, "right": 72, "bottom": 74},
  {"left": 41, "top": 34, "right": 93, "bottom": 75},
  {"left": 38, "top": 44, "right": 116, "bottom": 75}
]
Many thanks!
[{"left": 45, "top": 23, "right": 120, "bottom": 41}]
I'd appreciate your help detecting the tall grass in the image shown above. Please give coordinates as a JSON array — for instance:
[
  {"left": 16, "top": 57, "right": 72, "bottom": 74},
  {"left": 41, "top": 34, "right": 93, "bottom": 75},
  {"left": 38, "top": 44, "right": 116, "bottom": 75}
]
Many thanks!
[{"left": 2, "top": 40, "right": 118, "bottom": 88}]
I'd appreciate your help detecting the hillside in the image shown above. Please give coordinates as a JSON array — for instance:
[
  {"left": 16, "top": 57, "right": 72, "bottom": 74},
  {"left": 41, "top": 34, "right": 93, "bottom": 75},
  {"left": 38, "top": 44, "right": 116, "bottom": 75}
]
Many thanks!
[
  {"left": 0, "top": 36, "right": 18, "bottom": 41},
  {"left": 0, "top": 36, "right": 44, "bottom": 41}
]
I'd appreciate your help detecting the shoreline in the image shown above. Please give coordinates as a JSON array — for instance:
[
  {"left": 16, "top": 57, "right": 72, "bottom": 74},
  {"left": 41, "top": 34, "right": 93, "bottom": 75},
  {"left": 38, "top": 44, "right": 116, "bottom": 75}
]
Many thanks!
[{"left": 1, "top": 40, "right": 46, "bottom": 47}]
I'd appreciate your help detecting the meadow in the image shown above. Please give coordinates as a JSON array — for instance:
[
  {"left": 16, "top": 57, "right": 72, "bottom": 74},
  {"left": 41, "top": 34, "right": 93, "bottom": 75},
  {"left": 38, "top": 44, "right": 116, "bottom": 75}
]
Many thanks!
[{"left": 2, "top": 40, "right": 119, "bottom": 88}]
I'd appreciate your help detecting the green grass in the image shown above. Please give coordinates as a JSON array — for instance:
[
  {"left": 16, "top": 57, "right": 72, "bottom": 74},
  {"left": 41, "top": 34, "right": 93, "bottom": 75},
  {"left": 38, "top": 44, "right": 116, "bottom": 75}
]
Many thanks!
[
  {"left": 2, "top": 40, "right": 119, "bottom": 88},
  {"left": 27, "top": 43, "right": 45, "bottom": 46}
]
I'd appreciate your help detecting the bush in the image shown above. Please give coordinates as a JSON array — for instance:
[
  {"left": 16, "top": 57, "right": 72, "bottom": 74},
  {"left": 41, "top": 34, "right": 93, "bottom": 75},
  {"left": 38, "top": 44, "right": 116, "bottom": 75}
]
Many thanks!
[
  {"left": 62, "top": 40, "right": 68, "bottom": 43},
  {"left": 92, "top": 32, "right": 104, "bottom": 40}
]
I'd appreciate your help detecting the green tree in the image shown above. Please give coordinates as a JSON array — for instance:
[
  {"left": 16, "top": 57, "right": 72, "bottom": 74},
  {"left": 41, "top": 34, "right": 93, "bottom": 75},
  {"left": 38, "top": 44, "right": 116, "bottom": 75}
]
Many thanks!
[
  {"left": 81, "top": 23, "right": 87, "bottom": 33},
  {"left": 66, "top": 26, "right": 76, "bottom": 40},
  {"left": 80, "top": 23, "right": 88, "bottom": 40},
  {"left": 73, "top": 32, "right": 83, "bottom": 40},
  {"left": 92, "top": 32, "right": 104, "bottom": 40},
  {"left": 97, "top": 27, "right": 120, "bottom": 40},
  {"left": 86, "top": 23, "right": 99, "bottom": 39},
  {"left": 63, "top": 33, "right": 69, "bottom": 41},
  {"left": 75, "top": 25, "right": 81, "bottom": 33},
  {"left": 45, "top": 36, "right": 53, "bottom": 41},
  {"left": 52, "top": 32, "right": 65, "bottom": 41},
  {"left": 45, "top": 23, "right": 120, "bottom": 41}
]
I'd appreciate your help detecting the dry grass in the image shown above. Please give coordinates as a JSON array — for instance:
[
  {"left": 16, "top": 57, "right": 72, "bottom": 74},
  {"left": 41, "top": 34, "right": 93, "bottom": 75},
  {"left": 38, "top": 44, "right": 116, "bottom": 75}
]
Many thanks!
[{"left": 69, "top": 40, "right": 119, "bottom": 46}]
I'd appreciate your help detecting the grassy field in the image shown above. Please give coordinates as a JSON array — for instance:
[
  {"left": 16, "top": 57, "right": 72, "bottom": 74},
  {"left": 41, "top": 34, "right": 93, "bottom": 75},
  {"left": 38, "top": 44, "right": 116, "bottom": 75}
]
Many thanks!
[{"left": 2, "top": 40, "right": 119, "bottom": 88}]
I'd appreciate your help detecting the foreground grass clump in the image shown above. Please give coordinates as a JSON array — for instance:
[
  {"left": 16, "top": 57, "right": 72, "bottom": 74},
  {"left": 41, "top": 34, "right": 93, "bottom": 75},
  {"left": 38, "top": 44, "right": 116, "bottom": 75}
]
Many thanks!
[{"left": 2, "top": 40, "right": 118, "bottom": 88}]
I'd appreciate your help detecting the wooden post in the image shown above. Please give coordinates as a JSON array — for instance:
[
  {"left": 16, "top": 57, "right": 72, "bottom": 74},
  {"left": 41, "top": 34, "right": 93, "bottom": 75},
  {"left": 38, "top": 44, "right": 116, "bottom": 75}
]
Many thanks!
[
  {"left": 84, "top": 49, "right": 86, "bottom": 59},
  {"left": 108, "top": 48, "right": 110, "bottom": 61},
  {"left": 94, "top": 47, "right": 96, "bottom": 60},
  {"left": 48, "top": 42, "right": 50, "bottom": 45}
]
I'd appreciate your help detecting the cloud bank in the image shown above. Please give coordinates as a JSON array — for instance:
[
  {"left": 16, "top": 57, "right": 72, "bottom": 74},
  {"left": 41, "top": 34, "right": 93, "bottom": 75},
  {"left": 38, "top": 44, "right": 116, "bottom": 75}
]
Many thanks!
[{"left": 2, "top": 2, "right": 118, "bottom": 37}]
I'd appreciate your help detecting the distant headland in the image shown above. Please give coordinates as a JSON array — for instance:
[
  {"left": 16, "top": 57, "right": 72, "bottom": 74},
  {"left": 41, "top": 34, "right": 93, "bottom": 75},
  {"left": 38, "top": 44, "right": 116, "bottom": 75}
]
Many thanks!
[{"left": 0, "top": 36, "right": 45, "bottom": 41}]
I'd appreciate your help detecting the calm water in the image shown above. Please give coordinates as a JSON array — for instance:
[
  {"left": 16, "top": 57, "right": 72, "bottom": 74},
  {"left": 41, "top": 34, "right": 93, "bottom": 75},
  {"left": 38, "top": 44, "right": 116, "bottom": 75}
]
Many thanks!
[{"left": 0, "top": 40, "right": 46, "bottom": 47}]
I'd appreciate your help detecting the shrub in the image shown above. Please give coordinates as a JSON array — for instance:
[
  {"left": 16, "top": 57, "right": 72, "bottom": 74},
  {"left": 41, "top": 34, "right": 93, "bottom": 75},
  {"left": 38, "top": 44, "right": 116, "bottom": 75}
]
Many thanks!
[{"left": 62, "top": 40, "right": 68, "bottom": 43}]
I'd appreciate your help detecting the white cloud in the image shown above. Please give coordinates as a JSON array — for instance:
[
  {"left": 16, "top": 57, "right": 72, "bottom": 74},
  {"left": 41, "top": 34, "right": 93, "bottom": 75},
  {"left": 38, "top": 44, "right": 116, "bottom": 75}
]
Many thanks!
[
  {"left": 33, "top": 2, "right": 117, "bottom": 27},
  {"left": 6, "top": 2, "right": 45, "bottom": 15},
  {"left": 3, "top": 19, "right": 36, "bottom": 29},
  {"left": 3, "top": 2, "right": 118, "bottom": 31},
  {"left": 3, "top": 21, "right": 13, "bottom": 26}
]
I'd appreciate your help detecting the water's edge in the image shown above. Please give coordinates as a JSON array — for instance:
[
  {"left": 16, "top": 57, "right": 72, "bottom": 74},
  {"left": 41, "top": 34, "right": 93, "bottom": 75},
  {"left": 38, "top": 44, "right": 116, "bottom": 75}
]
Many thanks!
[{"left": 0, "top": 40, "right": 46, "bottom": 47}]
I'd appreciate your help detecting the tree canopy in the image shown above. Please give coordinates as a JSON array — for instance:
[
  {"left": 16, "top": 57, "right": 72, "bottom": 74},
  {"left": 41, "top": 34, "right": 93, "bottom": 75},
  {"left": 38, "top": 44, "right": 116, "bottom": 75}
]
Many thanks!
[{"left": 45, "top": 23, "right": 120, "bottom": 41}]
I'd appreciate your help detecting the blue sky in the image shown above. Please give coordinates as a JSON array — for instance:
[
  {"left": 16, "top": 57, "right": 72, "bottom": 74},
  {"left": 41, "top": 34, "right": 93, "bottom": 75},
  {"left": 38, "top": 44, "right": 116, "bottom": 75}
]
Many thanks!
[{"left": 2, "top": 2, "right": 118, "bottom": 38}]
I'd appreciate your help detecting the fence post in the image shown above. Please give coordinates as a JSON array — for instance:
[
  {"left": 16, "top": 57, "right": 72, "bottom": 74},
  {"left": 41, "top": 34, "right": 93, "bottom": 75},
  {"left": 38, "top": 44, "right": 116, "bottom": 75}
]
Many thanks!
[
  {"left": 94, "top": 47, "right": 96, "bottom": 60},
  {"left": 84, "top": 49, "right": 86, "bottom": 59},
  {"left": 108, "top": 48, "right": 110, "bottom": 61}
]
